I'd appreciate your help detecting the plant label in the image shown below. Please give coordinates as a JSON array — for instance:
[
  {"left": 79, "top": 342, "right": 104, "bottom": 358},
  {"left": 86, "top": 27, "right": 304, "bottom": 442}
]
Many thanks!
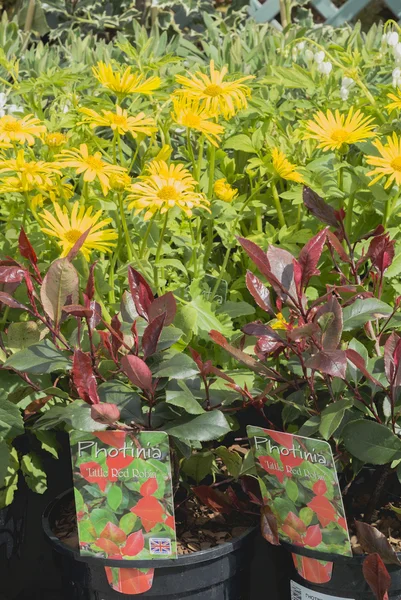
[
  {"left": 290, "top": 581, "right": 354, "bottom": 600},
  {"left": 247, "top": 426, "right": 352, "bottom": 584},
  {"left": 69, "top": 430, "right": 177, "bottom": 560}
]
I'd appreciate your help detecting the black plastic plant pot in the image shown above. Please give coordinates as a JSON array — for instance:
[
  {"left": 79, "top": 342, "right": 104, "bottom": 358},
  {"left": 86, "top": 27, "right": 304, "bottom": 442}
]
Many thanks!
[
  {"left": 281, "top": 540, "right": 401, "bottom": 600},
  {"left": 42, "top": 490, "right": 258, "bottom": 600}
]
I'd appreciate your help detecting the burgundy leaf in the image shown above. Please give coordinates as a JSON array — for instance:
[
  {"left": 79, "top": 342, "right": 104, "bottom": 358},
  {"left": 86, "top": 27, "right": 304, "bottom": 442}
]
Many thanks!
[
  {"left": 303, "top": 187, "right": 338, "bottom": 227},
  {"left": 266, "top": 246, "right": 298, "bottom": 305},
  {"left": 242, "top": 322, "right": 283, "bottom": 341},
  {"left": 128, "top": 267, "right": 154, "bottom": 321},
  {"left": 66, "top": 227, "right": 91, "bottom": 262},
  {"left": 91, "top": 403, "right": 120, "bottom": 424},
  {"left": 0, "top": 266, "right": 25, "bottom": 284},
  {"left": 256, "top": 337, "right": 284, "bottom": 355},
  {"left": 314, "top": 295, "right": 343, "bottom": 350},
  {"left": 298, "top": 228, "right": 328, "bottom": 289},
  {"left": 209, "top": 366, "right": 235, "bottom": 383},
  {"left": 148, "top": 293, "right": 176, "bottom": 326},
  {"left": 345, "top": 349, "right": 383, "bottom": 388},
  {"left": 142, "top": 312, "right": 166, "bottom": 359},
  {"left": 40, "top": 258, "right": 79, "bottom": 328},
  {"left": 0, "top": 292, "right": 27, "bottom": 310},
  {"left": 193, "top": 485, "right": 232, "bottom": 514},
  {"left": 72, "top": 349, "right": 100, "bottom": 405},
  {"left": 121, "top": 354, "right": 153, "bottom": 392},
  {"left": 288, "top": 323, "right": 320, "bottom": 341},
  {"left": 261, "top": 505, "right": 280, "bottom": 546},
  {"left": 356, "top": 521, "right": 401, "bottom": 566},
  {"left": 63, "top": 304, "right": 93, "bottom": 318},
  {"left": 238, "top": 237, "right": 272, "bottom": 281},
  {"left": 84, "top": 298, "right": 101, "bottom": 329},
  {"left": 111, "top": 315, "right": 123, "bottom": 356},
  {"left": 305, "top": 350, "right": 347, "bottom": 379},
  {"left": 384, "top": 332, "right": 401, "bottom": 387},
  {"left": 358, "top": 224, "right": 385, "bottom": 242},
  {"left": 368, "top": 234, "right": 396, "bottom": 275},
  {"left": 19, "top": 228, "right": 37, "bottom": 266},
  {"left": 362, "top": 554, "right": 391, "bottom": 600},
  {"left": 85, "top": 262, "right": 97, "bottom": 301},
  {"left": 246, "top": 271, "right": 273, "bottom": 314},
  {"left": 326, "top": 230, "right": 350, "bottom": 263}
]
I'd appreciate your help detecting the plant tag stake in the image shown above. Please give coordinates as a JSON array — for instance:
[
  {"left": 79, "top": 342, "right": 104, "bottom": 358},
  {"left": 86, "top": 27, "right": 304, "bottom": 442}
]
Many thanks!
[
  {"left": 69, "top": 430, "right": 177, "bottom": 561},
  {"left": 247, "top": 426, "right": 352, "bottom": 585},
  {"left": 290, "top": 581, "right": 354, "bottom": 600}
]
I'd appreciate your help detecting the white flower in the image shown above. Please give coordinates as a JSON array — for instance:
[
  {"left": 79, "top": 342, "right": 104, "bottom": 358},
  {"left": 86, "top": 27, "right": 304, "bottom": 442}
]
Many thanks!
[
  {"left": 296, "top": 41, "right": 306, "bottom": 51},
  {"left": 305, "top": 49, "right": 314, "bottom": 63},
  {"left": 0, "top": 93, "right": 22, "bottom": 117},
  {"left": 318, "top": 61, "right": 332, "bottom": 76},
  {"left": 394, "top": 42, "right": 401, "bottom": 62},
  {"left": 387, "top": 32, "right": 399, "bottom": 47},
  {"left": 340, "top": 87, "right": 349, "bottom": 101},
  {"left": 314, "top": 51, "right": 325, "bottom": 64},
  {"left": 393, "top": 67, "right": 401, "bottom": 88},
  {"left": 342, "top": 76, "right": 354, "bottom": 89}
]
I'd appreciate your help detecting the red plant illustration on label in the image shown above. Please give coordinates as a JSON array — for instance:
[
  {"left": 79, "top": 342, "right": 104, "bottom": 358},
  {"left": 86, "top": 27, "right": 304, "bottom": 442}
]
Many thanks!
[
  {"left": 94, "top": 523, "right": 145, "bottom": 558},
  {"left": 131, "top": 496, "right": 166, "bottom": 532},
  {"left": 105, "top": 566, "right": 155, "bottom": 594}
]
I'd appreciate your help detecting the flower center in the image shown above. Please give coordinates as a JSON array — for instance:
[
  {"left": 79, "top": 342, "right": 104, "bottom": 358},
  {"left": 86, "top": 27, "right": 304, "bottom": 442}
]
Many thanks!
[
  {"left": 204, "top": 84, "right": 223, "bottom": 97},
  {"left": 65, "top": 229, "right": 84, "bottom": 244},
  {"left": 86, "top": 156, "right": 104, "bottom": 170},
  {"left": 330, "top": 129, "right": 349, "bottom": 143},
  {"left": 391, "top": 157, "right": 401, "bottom": 172},
  {"left": 157, "top": 185, "right": 179, "bottom": 201},
  {"left": 3, "top": 121, "right": 22, "bottom": 133},
  {"left": 112, "top": 115, "right": 128, "bottom": 127},
  {"left": 182, "top": 113, "right": 201, "bottom": 128}
]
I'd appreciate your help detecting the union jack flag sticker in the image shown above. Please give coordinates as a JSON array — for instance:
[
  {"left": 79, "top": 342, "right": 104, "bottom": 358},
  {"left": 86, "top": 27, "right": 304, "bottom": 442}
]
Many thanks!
[{"left": 149, "top": 537, "right": 172, "bottom": 555}]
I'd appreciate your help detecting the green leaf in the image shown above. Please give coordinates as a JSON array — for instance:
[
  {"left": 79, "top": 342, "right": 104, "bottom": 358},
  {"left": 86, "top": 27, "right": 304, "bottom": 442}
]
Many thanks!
[
  {"left": 224, "top": 134, "right": 257, "bottom": 153},
  {"left": 74, "top": 488, "right": 85, "bottom": 512},
  {"left": 285, "top": 478, "right": 299, "bottom": 503},
  {"left": 154, "top": 353, "right": 198, "bottom": 379},
  {"left": 166, "top": 381, "right": 205, "bottom": 414},
  {"left": 342, "top": 299, "right": 392, "bottom": 331},
  {"left": 262, "top": 65, "right": 315, "bottom": 90},
  {"left": 182, "top": 451, "right": 214, "bottom": 483},
  {"left": 34, "top": 430, "right": 59, "bottom": 458},
  {"left": 107, "top": 485, "right": 122, "bottom": 511},
  {"left": 0, "top": 398, "right": 23, "bottom": 441},
  {"left": 0, "top": 441, "right": 12, "bottom": 484},
  {"left": 216, "top": 301, "right": 255, "bottom": 318},
  {"left": 319, "top": 400, "right": 350, "bottom": 440},
  {"left": 119, "top": 512, "right": 137, "bottom": 534},
  {"left": 90, "top": 508, "right": 118, "bottom": 536},
  {"left": 34, "top": 400, "right": 107, "bottom": 432},
  {"left": 7, "top": 321, "right": 42, "bottom": 352},
  {"left": 21, "top": 453, "right": 47, "bottom": 494},
  {"left": 347, "top": 338, "right": 369, "bottom": 383},
  {"left": 186, "top": 295, "right": 232, "bottom": 340},
  {"left": 4, "top": 339, "right": 70, "bottom": 374},
  {"left": 215, "top": 446, "right": 242, "bottom": 479},
  {"left": 299, "top": 507, "right": 314, "bottom": 526},
  {"left": 298, "top": 415, "right": 320, "bottom": 436},
  {"left": 343, "top": 420, "right": 401, "bottom": 465},
  {"left": 98, "top": 381, "right": 144, "bottom": 424},
  {"left": 165, "top": 410, "right": 231, "bottom": 441}
]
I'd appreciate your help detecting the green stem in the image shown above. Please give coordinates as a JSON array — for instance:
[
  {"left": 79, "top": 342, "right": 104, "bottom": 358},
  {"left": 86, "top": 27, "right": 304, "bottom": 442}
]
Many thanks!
[
  {"left": 22, "top": 193, "right": 29, "bottom": 229},
  {"left": 140, "top": 217, "right": 155, "bottom": 258},
  {"left": 383, "top": 194, "right": 395, "bottom": 227},
  {"left": 271, "top": 181, "right": 286, "bottom": 228},
  {"left": 118, "top": 193, "right": 138, "bottom": 264},
  {"left": 345, "top": 192, "right": 355, "bottom": 238},
  {"left": 186, "top": 129, "right": 196, "bottom": 170},
  {"left": 203, "top": 145, "right": 216, "bottom": 268},
  {"left": 195, "top": 135, "right": 205, "bottom": 185},
  {"left": 189, "top": 217, "right": 198, "bottom": 279},
  {"left": 153, "top": 211, "right": 168, "bottom": 292}
]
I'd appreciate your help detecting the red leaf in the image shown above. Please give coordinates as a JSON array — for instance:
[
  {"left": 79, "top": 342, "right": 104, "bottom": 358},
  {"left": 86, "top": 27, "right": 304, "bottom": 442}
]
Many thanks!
[
  {"left": 266, "top": 245, "right": 298, "bottom": 305},
  {"left": 105, "top": 568, "right": 154, "bottom": 594},
  {"left": 285, "top": 511, "right": 307, "bottom": 534},
  {"left": 312, "top": 480, "right": 327, "bottom": 496},
  {"left": 0, "top": 292, "right": 27, "bottom": 310},
  {"left": 72, "top": 350, "right": 100, "bottom": 405},
  {"left": 19, "top": 228, "right": 37, "bottom": 266},
  {"left": 66, "top": 227, "right": 91, "bottom": 262},
  {"left": 95, "top": 431, "right": 126, "bottom": 447},
  {"left": 346, "top": 349, "right": 383, "bottom": 388},
  {"left": 368, "top": 233, "right": 396, "bottom": 275},
  {"left": 79, "top": 461, "right": 108, "bottom": 492},
  {"left": 355, "top": 521, "right": 401, "bottom": 565},
  {"left": 237, "top": 237, "right": 272, "bottom": 281},
  {"left": 140, "top": 478, "right": 158, "bottom": 496},
  {"left": 130, "top": 496, "right": 165, "bottom": 531},
  {"left": 326, "top": 230, "right": 350, "bottom": 262},
  {"left": 306, "top": 350, "right": 347, "bottom": 379},
  {"left": 282, "top": 524, "right": 303, "bottom": 544},
  {"left": 85, "top": 262, "right": 97, "bottom": 301},
  {"left": 304, "top": 524, "right": 323, "bottom": 548},
  {"left": 193, "top": 485, "right": 233, "bottom": 514},
  {"left": 106, "top": 453, "right": 134, "bottom": 480},
  {"left": 121, "top": 530, "right": 145, "bottom": 557},
  {"left": 268, "top": 431, "right": 294, "bottom": 449},
  {"left": 384, "top": 332, "right": 401, "bottom": 387},
  {"left": 246, "top": 271, "right": 273, "bottom": 313},
  {"left": 121, "top": 354, "right": 153, "bottom": 392},
  {"left": 63, "top": 304, "right": 93, "bottom": 318},
  {"left": 258, "top": 456, "right": 285, "bottom": 483},
  {"left": 303, "top": 187, "right": 338, "bottom": 227},
  {"left": 110, "top": 315, "right": 123, "bottom": 356},
  {"left": 128, "top": 267, "right": 154, "bottom": 321},
  {"left": 0, "top": 266, "right": 25, "bottom": 283},
  {"left": 94, "top": 537, "right": 120, "bottom": 555},
  {"left": 260, "top": 505, "right": 280, "bottom": 545},
  {"left": 164, "top": 514, "right": 175, "bottom": 529},
  {"left": 91, "top": 403, "right": 120, "bottom": 424},
  {"left": 298, "top": 228, "right": 328, "bottom": 289},
  {"left": 293, "top": 554, "right": 333, "bottom": 584},
  {"left": 142, "top": 312, "right": 166, "bottom": 359},
  {"left": 100, "top": 522, "right": 127, "bottom": 545},
  {"left": 209, "top": 330, "right": 276, "bottom": 379},
  {"left": 307, "top": 495, "right": 337, "bottom": 527},
  {"left": 363, "top": 553, "right": 391, "bottom": 600},
  {"left": 148, "top": 292, "right": 176, "bottom": 326},
  {"left": 315, "top": 295, "right": 343, "bottom": 350}
]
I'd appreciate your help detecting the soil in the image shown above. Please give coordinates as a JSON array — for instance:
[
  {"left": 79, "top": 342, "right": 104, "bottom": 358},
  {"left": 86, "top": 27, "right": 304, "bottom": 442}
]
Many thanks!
[{"left": 52, "top": 492, "right": 258, "bottom": 556}]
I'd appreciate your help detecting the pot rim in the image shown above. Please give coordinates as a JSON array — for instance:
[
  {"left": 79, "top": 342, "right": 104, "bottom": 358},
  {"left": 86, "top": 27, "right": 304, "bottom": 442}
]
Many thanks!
[
  {"left": 281, "top": 540, "right": 401, "bottom": 566},
  {"left": 42, "top": 489, "right": 256, "bottom": 569}
]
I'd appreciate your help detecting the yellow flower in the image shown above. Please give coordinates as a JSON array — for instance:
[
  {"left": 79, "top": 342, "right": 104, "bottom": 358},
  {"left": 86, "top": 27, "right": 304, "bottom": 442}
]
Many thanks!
[
  {"left": 171, "top": 97, "right": 223, "bottom": 146},
  {"left": 56, "top": 143, "right": 126, "bottom": 195},
  {"left": 40, "top": 201, "right": 118, "bottom": 260},
  {"left": 214, "top": 178, "right": 238, "bottom": 202},
  {"left": 366, "top": 133, "right": 401, "bottom": 189},
  {"left": 175, "top": 60, "right": 254, "bottom": 119},
  {"left": 79, "top": 105, "right": 157, "bottom": 138},
  {"left": 304, "top": 108, "right": 376, "bottom": 151},
  {"left": 271, "top": 148, "right": 304, "bottom": 183},
  {"left": 387, "top": 91, "right": 401, "bottom": 112},
  {"left": 0, "top": 114, "right": 46, "bottom": 145},
  {"left": 31, "top": 194, "right": 45, "bottom": 210},
  {"left": 0, "top": 150, "right": 59, "bottom": 191},
  {"left": 109, "top": 171, "right": 132, "bottom": 192},
  {"left": 270, "top": 313, "right": 289, "bottom": 330},
  {"left": 127, "top": 161, "right": 210, "bottom": 221},
  {"left": 45, "top": 132, "right": 67, "bottom": 148},
  {"left": 92, "top": 62, "right": 161, "bottom": 96}
]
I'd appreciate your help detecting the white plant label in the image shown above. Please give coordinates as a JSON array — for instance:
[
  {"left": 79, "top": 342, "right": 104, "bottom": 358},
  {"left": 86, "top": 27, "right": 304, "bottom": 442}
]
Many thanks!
[{"left": 291, "top": 581, "right": 354, "bottom": 600}]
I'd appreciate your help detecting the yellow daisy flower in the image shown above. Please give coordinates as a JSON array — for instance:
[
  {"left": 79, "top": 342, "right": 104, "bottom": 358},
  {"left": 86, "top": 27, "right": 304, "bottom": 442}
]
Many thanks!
[
  {"left": 366, "top": 133, "right": 401, "bottom": 189},
  {"left": 271, "top": 148, "right": 304, "bottom": 183},
  {"left": 79, "top": 105, "right": 157, "bottom": 138},
  {"left": 40, "top": 201, "right": 118, "bottom": 260},
  {"left": 386, "top": 91, "right": 401, "bottom": 112},
  {"left": 270, "top": 313, "right": 289, "bottom": 330},
  {"left": 45, "top": 132, "right": 68, "bottom": 148},
  {"left": 56, "top": 143, "right": 126, "bottom": 195},
  {"left": 0, "top": 114, "right": 46, "bottom": 146},
  {"left": 109, "top": 171, "right": 132, "bottom": 192},
  {"left": 127, "top": 161, "right": 210, "bottom": 221},
  {"left": 175, "top": 60, "right": 254, "bottom": 120},
  {"left": 0, "top": 150, "right": 59, "bottom": 191},
  {"left": 92, "top": 62, "right": 161, "bottom": 96},
  {"left": 171, "top": 97, "right": 224, "bottom": 146},
  {"left": 214, "top": 178, "right": 238, "bottom": 202},
  {"left": 304, "top": 108, "right": 376, "bottom": 152}
]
